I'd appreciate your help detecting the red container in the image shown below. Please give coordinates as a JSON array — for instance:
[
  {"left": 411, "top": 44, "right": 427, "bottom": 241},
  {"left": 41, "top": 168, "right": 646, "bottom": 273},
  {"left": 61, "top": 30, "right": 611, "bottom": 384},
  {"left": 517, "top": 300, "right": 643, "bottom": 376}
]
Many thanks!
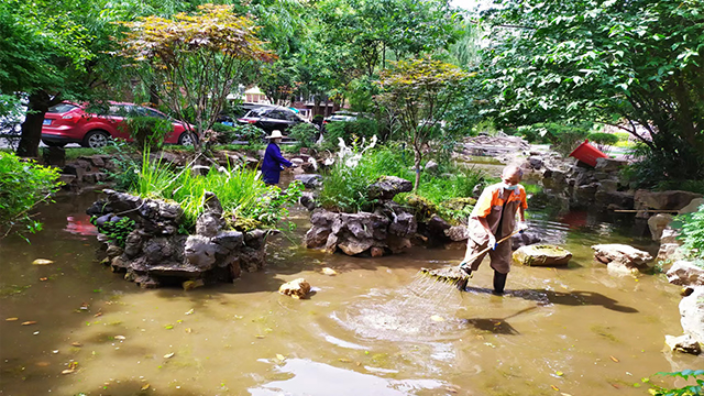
[{"left": 569, "top": 140, "right": 607, "bottom": 167}]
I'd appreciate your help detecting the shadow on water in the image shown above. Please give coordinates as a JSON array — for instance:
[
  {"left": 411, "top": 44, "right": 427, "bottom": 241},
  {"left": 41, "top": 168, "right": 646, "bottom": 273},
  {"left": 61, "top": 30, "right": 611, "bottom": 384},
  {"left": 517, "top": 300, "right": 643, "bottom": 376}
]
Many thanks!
[
  {"left": 462, "top": 306, "right": 539, "bottom": 335},
  {"left": 463, "top": 286, "right": 638, "bottom": 313}
]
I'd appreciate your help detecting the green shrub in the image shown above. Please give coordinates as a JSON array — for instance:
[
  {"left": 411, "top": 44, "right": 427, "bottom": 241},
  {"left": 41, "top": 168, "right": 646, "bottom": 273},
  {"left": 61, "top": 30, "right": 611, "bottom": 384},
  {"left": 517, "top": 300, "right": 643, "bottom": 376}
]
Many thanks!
[
  {"left": 0, "top": 152, "right": 62, "bottom": 240},
  {"left": 125, "top": 116, "right": 173, "bottom": 151},
  {"left": 325, "top": 118, "right": 380, "bottom": 146},
  {"left": 623, "top": 142, "right": 704, "bottom": 189},
  {"left": 614, "top": 132, "right": 631, "bottom": 142},
  {"left": 288, "top": 123, "right": 319, "bottom": 149},
  {"left": 676, "top": 203, "right": 704, "bottom": 266},
  {"left": 213, "top": 123, "right": 264, "bottom": 144},
  {"left": 131, "top": 153, "right": 302, "bottom": 231},
  {"left": 587, "top": 132, "right": 619, "bottom": 146}
]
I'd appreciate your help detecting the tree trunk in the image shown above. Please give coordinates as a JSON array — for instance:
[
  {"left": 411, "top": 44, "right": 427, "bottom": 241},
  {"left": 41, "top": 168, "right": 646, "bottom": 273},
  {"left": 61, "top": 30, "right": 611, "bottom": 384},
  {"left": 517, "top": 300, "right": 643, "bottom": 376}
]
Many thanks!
[
  {"left": 413, "top": 149, "right": 422, "bottom": 192},
  {"left": 149, "top": 84, "right": 159, "bottom": 108},
  {"left": 17, "top": 91, "right": 53, "bottom": 158}
]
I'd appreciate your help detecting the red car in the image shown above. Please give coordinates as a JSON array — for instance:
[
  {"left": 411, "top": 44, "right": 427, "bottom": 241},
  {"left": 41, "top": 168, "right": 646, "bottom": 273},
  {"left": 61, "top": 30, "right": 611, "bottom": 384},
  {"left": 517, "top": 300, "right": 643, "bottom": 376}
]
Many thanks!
[{"left": 41, "top": 102, "right": 197, "bottom": 148}]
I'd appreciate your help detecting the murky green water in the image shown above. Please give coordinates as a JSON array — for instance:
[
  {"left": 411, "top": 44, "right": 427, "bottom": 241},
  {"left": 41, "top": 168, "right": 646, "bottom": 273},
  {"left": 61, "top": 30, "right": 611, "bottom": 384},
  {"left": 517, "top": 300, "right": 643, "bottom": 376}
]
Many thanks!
[{"left": 1, "top": 192, "right": 702, "bottom": 396}]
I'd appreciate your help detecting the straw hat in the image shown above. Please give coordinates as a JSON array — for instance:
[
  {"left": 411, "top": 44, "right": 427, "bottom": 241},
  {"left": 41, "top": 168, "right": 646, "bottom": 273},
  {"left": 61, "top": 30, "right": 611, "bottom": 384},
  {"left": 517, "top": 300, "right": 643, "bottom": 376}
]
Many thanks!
[{"left": 265, "top": 130, "right": 284, "bottom": 139}]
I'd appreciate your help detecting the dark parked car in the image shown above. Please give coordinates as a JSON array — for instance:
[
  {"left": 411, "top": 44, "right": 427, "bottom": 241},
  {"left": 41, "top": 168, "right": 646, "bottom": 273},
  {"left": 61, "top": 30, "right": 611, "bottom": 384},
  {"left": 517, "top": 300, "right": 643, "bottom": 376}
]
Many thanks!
[{"left": 237, "top": 107, "right": 315, "bottom": 133}]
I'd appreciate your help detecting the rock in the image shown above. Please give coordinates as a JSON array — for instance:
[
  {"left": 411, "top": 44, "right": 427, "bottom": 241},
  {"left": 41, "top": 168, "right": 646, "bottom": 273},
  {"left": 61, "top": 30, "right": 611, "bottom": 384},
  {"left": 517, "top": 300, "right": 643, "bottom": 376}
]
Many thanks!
[
  {"left": 63, "top": 163, "right": 86, "bottom": 181},
  {"left": 299, "top": 191, "right": 319, "bottom": 211},
  {"left": 594, "top": 157, "right": 627, "bottom": 172},
  {"left": 527, "top": 156, "right": 543, "bottom": 169},
  {"left": 665, "top": 334, "right": 701, "bottom": 355},
  {"left": 511, "top": 231, "right": 542, "bottom": 250},
  {"left": 445, "top": 225, "right": 470, "bottom": 242},
  {"left": 635, "top": 190, "right": 703, "bottom": 212},
  {"left": 512, "top": 244, "right": 572, "bottom": 266},
  {"left": 367, "top": 176, "right": 413, "bottom": 200},
  {"left": 83, "top": 172, "right": 107, "bottom": 185},
  {"left": 58, "top": 174, "right": 78, "bottom": 189},
  {"left": 182, "top": 279, "right": 204, "bottom": 291},
  {"left": 424, "top": 160, "right": 439, "bottom": 173},
  {"left": 202, "top": 191, "right": 223, "bottom": 216},
  {"left": 573, "top": 183, "right": 598, "bottom": 207},
  {"left": 80, "top": 155, "right": 105, "bottom": 168},
  {"left": 338, "top": 238, "right": 374, "bottom": 255},
  {"left": 279, "top": 278, "right": 311, "bottom": 299},
  {"left": 592, "top": 244, "right": 653, "bottom": 267},
  {"left": 660, "top": 228, "right": 680, "bottom": 244},
  {"left": 648, "top": 214, "right": 674, "bottom": 241},
  {"left": 679, "top": 198, "right": 704, "bottom": 215},
  {"left": 184, "top": 235, "right": 219, "bottom": 269},
  {"left": 667, "top": 261, "right": 704, "bottom": 287},
  {"left": 295, "top": 174, "right": 323, "bottom": 189},
  {"left": 370, "top": 247, "right": 385, "bottom": 257},
  {"left": 106, "top": 245, "right": 124, "bottom": 260},
  {"left": 680, "top": 286, "right": 704, "bottom": 344},
  {"left": 657, "top": 243, "right": 683, "bottom": 263},
  {"left": 596, "top": 191, "right": 634, "bottom": 210}
]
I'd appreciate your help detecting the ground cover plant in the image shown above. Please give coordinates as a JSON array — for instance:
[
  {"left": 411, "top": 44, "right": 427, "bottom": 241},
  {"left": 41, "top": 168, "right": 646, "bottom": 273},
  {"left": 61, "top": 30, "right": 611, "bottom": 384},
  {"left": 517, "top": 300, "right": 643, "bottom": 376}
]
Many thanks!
[
  {"left": 0, "top": 152, "right": 62, "bottom": 240},
  {"left": 676, "top": 203, "right": 704, "bottom": 268},
  {"left": 131, "top": 153, "right": 303, "bottom": 232}
]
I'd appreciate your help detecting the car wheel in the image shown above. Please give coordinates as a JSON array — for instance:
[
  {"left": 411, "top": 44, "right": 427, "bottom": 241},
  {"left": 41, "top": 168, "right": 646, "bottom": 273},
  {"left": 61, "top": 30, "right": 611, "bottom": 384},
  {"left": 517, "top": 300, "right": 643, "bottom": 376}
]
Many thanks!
[
  {"left": 83, "top": 130, "right": 111, "bottom": 148},
  {"left": 178, "top": 132, "right": 198, "bottom": 146}
]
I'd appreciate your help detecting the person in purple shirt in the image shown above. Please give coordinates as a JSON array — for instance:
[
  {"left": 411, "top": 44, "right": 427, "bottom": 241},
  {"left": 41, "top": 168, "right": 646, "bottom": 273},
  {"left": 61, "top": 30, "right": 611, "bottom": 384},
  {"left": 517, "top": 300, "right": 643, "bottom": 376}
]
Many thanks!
[{"left": 262, "top": 130, "right": 296, "bottom": 186}]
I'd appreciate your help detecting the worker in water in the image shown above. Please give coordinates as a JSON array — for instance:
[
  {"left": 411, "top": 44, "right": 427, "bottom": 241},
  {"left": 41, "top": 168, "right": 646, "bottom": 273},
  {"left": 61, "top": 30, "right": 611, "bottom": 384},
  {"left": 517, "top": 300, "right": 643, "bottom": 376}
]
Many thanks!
[
  {"left": 459, "top": 165, "right": 528, "bottom": 294},
  {"left": 262, "top": 130, "right": 296, "bottom": 186}
]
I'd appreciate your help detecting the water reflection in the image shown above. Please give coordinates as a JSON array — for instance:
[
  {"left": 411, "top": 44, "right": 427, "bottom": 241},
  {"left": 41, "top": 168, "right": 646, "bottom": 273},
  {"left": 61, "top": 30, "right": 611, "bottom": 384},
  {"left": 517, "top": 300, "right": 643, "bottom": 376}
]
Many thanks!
[{"left": 249, "top": 358, "right": 444, "bottom": 396}]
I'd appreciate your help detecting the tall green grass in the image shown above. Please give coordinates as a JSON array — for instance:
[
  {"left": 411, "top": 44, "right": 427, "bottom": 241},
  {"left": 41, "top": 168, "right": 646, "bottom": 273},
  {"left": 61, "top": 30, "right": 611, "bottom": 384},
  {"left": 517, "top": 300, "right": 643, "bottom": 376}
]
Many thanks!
[{"left": 131, "top": 152, "right": 301, "bottom": 231}]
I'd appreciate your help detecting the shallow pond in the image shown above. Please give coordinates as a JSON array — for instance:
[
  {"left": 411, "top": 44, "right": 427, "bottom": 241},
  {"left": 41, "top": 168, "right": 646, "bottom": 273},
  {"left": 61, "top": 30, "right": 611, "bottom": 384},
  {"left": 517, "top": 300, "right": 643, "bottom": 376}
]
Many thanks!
[{"left": 1, "top": 192, "right": 702, "bottom": 396}]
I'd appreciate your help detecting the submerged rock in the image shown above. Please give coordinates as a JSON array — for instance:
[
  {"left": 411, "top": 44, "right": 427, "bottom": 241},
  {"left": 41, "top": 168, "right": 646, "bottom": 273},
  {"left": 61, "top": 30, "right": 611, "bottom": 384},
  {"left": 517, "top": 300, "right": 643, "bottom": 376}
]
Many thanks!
[
  {"left": 592, "top": 244, "right": 652, "bottom": 275},
  {"left": 295, "top": 174, "right": 323, "bottom": 189},
  {"left": 665, "top": 334, "right": 701, "bottom": 355},
  {"left": 279, "top": 278, "right": 311, "bottom": 299},
  {"left": 513, "top": 244, "right": 572, "bottom": 266}
]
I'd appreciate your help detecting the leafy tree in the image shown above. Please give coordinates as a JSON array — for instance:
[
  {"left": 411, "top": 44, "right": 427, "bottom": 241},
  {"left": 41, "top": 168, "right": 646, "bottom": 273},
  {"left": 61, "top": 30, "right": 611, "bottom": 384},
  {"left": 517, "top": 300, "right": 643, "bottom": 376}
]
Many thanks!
[
  {"left": 376, "top": 57, "right": 470, "bottom": 191},
  {"left": 116, "top": 4, "right": 275, "bottom": 152},
  {"left": 481, "top": 0, "right": 704, "bottom": 184}
]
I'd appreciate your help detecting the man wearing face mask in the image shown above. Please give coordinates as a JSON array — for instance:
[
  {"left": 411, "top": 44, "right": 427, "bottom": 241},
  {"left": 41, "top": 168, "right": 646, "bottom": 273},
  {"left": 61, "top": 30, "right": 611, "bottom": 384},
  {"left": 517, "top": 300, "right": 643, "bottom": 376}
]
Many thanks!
[{"left": 458, "top": 165, "right": 528, "bottom": 295}]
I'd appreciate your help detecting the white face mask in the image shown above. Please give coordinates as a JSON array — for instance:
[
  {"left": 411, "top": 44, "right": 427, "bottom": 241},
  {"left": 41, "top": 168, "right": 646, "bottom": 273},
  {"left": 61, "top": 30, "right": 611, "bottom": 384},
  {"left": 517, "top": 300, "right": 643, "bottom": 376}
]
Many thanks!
[{"left": 502, "top": 183, "right": 519, "bottom": 191}]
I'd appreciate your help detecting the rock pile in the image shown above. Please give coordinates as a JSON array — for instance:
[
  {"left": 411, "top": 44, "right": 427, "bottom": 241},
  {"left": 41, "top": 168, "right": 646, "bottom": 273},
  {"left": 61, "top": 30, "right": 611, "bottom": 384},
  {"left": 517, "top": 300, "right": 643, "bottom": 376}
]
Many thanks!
[
  {"left": 88, "top": 189, "right": 268, "bottom": 288},
  {"left": 305, "top": 176, "right": 416, "bottom": 256}
]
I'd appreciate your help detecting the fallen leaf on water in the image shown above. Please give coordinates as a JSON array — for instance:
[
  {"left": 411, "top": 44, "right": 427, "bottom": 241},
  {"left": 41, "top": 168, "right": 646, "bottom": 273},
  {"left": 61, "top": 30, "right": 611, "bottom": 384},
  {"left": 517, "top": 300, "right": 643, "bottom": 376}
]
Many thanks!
[
  {"left": 71, "top": 342, "right": 82, "bottom": 347},
  {"left": 39, "top": 277, "right": 48, "bottom": 282},
  {"left": 561, "top": 393, "right": 573, "bottom": 396},
  {"left": 164, "top": 325, "right": 174, "bottom": 330},
  {"left": 94, "top": 312, "right": 102, "bottom": 318},
  {"left": 32, "top": 259, "right": 54, "bottom": 265},
  {"left": 22, "top": 321, "right": 37, "bottom": 326},
  {"left": 550, "top": 385, "right": 560, "bottom": 391},
  {"left": 163, "top": 352, "right": 175, "bottom": 359},
  {"left": 321, "top": 267, "right": 338, "bottom": 276},
  {"left": 61, "top": 361, "right": 78, "bottom": 375},
  {"left": 141, "top": 384, "right": 150, "bottom": 391},
  {"left": 338, "top": 358, "right": 351, "bottom": 363},
  {"left": 114, "top": 335, "right": 126, "bottom": 340},
  {"left": 444, "top": 385, "right": 461, "bottom": 394},
  {"left": 35, "top": 361, "right": 51, "bottom": 367},
  {"left": 430, "top": 315, "right": 444, "bottom": 322},
  {"left": 185, "top": 309, "right": 194, "bottom": 315},
  {"left": 276, "top": 354, "right": 285, "bottom": 361},
  {"left": 610, "top": 355, "right": 619, "bottom": 363},
  {"left": 555, "top": 371, "right": 564, "bottom": 376},
  {"left": 185, "top": 328, "right": 192, "bottom": 334},
  {"left": 255, "top": 335, "right": 265, "bottom": 339},
  {"left": 6, "top": 317, "right": 18, "bottom": 321}
]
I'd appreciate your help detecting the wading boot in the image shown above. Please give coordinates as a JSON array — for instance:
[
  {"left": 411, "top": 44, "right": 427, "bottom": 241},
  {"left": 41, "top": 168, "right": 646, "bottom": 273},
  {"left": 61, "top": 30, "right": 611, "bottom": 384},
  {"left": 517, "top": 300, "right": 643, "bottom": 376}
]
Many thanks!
[{"left": 493, "top": 270, "right": 507, "bottom": 295}]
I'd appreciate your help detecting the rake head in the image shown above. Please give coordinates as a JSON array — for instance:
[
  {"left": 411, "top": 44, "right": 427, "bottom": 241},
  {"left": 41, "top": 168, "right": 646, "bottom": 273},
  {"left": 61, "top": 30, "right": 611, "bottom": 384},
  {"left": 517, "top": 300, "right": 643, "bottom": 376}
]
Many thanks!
[{"left": 419, "top": 266, "right": 471, "bottom": 291}]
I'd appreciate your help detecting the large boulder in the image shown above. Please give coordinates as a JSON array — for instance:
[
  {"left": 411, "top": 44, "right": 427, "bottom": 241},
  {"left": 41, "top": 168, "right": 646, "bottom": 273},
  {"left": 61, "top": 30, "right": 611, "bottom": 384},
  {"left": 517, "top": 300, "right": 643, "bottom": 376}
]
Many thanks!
[
  {"left": 647, "top": 214, "right": 674, "bottom": 241},
  {"left": 667, "top": 261, "right": 704, "bottom": 287},
  {"left": 513, "top": 244, "right": 572, "bottom": 266},
  {"left": 367, "top": 176, "right": 413, "bottom": 200},
  {"left": 679, "top": 286, "right": 704, "bottom": 345},
  {"left": 592, "top": 244, "right": 653, "bottom": 275},
  {"left": 635, "top": 190, "right": 703, "bottom": 211},
  {"left": 679, "top": 198, "right": 704, "bottom": 215}
]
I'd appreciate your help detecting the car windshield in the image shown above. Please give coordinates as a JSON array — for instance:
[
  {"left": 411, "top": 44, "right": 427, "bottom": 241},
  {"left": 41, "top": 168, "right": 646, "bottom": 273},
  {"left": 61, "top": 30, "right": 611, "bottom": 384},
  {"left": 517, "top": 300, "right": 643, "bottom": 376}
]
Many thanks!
[{"left": 48, "top": 103, "right": 79, "bottom": 113}]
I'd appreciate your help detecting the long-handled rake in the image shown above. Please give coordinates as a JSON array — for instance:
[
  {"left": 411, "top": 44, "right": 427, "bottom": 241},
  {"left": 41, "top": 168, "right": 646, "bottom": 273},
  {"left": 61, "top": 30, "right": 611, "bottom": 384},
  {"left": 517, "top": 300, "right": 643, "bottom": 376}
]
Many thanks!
[{"left": 418, "top": 228, "right": 522, "bottom": 291}]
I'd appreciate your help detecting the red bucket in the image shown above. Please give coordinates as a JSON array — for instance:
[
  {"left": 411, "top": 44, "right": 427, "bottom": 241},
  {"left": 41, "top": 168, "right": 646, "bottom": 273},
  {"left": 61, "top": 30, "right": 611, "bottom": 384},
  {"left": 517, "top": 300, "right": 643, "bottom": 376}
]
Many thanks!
[{"left": 569, "top": 140, "right": 607, "bottom": 167}]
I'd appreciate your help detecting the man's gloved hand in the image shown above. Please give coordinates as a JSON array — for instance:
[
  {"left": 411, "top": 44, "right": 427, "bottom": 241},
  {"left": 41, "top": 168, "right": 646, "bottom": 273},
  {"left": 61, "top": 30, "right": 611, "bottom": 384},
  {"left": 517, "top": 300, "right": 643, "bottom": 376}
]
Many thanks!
[
  {"left": 290, "top": 164, "right": 299, "bottom": 168},
  {"left": 517, "top": 221, "right": 529, "bottom": 233},
  {"left": 487, "top": 233, "right": 497, "bottom": 250}
]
